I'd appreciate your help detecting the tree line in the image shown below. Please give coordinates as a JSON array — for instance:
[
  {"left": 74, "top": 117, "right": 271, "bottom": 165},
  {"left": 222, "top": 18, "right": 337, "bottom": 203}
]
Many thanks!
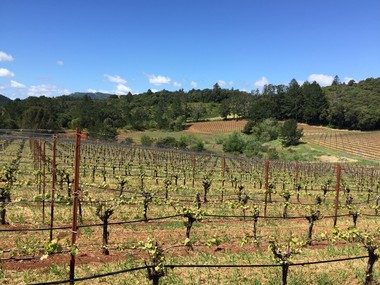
[{"left": 0, "top": 76, "right": 379, "bottom": 139}]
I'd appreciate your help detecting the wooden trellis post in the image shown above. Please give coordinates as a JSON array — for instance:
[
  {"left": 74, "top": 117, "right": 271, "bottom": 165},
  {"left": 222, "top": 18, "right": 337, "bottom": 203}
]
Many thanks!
[
  {"left": 49, "top": 135, "right": 57, "bottom": 241},
  {"left": 333, "top": 164, "right": 342, "bottom": 227},
  {"left": 70, "top": 129, "right": 82, "bottom": 285},
  {"left": 264, "top": 160, "right": 269, "bottom": 218}
]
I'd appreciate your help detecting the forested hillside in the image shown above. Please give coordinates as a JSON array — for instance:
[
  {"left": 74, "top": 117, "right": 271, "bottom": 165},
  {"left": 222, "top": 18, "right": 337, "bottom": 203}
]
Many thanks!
[
  {"left": 0, "top": 77, "right": 379, "bottom": 139},
  {"left": 324, "top": 77, "right": 380, "bottom": 130},
  {"left": 0, "top": 95, "right": 11, "bottom": 105}
]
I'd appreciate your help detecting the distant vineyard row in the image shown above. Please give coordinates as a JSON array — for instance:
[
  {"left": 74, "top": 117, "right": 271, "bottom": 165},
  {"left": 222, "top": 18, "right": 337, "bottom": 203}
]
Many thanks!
[{"left": 301, "top": 124, "right": 380, "bottom": 162}]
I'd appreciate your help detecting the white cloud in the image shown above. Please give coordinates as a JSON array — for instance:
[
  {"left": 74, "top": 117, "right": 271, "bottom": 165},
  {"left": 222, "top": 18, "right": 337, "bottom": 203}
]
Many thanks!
[
  {"left": 28, "top": 84, "right": 70, "bottom": 97},
  {"left": 10, "top": 80, "right": 25, "bottom": 88},
  {"left": 0, "top": 51, "right": 14, "bottom": 62},
  {"left": 147, "top": 74, "right": 171, "bottom": 85},
  {"left": 115, "top": 83, "right": 132, "bottom": 95},
  {"left": 104, "top": 74, "right": 127, "bottom": 84},
  {"left": 254, "top": 76, "right": 269, "bottom": 88},
  {"left": 57, "top": 60, "right": 64, "bottom": 66},
  {"left": 217, "top": 80, "right": 226, "bottom": 87},
  {"left": 173, "top": 81, "right": 181, "bottom": 88},
  {"left": 296, "top": 80, "right": 305, "bottom": 86},
  {"left": 190, "top": 81, "right": 198, "bottom": 88},
  {"left": 344, "top": 76, "right": 354, "bottom": 84},
  {"left": 307, "top": 74, "right": 334, "bottom": 86},
  {"left": 0, "top": 68, "right": 15, "bottom": 77},
  {"left": 217, "top": 80, "right": 234, "bottom": 87}
]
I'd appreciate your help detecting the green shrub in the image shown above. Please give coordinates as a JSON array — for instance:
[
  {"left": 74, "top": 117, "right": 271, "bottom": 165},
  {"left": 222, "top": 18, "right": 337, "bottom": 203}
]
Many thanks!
[
  {"left": 191, "top": 141, "right": 205, "bottom": 152},
  {"left": 223, "top": 132, "right": 246, "bottom": 153},
  {"left": 123, "top": 137, "right": 134, "bottom": 145},
  {"left": 266, "top": 147, "right": 279, "bottom": 160},
  {"left": 155, "top": 136, "right": 177, "bottom": 148},
  {"left": 243, "top": 137, "right": 263, "bottom": 157},
  {"left": 140, "top": 134, "right": 153, "bottom": 147},
  {"left": 252, "top": 118, "right": 280, "bottom": 142}
]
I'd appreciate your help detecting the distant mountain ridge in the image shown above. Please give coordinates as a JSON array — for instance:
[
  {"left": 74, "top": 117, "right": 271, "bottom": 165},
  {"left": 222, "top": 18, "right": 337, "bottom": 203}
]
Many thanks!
[
  {"left": 68, "top": 92, "right": 114, "bottom": 100},
  {"left": 0, "top": 92, "right": 115, "bottom": 101},
  {"left": 0, "top": 94, "right": 12, "bottom": 105}
]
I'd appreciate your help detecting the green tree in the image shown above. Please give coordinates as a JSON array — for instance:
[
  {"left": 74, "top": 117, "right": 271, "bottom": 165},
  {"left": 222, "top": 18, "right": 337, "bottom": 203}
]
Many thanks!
[
  {"left": 301, "top": 81, "right": 328, "bottom": 124},
  {"left": 247, "top": 86, "right": 282, "bottom": 121},
  {"left": 88, "top": 124, "right": 117, "bottom": 140},
  {"left": 153, "top": 100, "right": 169, "bottom": 129},
  {"left": 219, "top": 99, "right": 231, "bottom": 120},
  {"left": 331, "top": 75, "right": 340, "bottom": 86},
  {"left": 190, "top": 103, "right": 207, "bottom": 122},
  {"left": 283, "top": 79, "right": 303, "bottom": 120},
  {"left": 0, "top": 107, "right": 17, "bottom": 128},
  {"left": 20, "top": 106, "right": 57, "bottom": 129},
  {"left": 169, "top": 115, "right": 186, "bottom": 131},
  {"left": 280, "top": 119, "right": 303, "bottom": 147},
  {"left": 242, "top": 120, "right": 255, "bottom": 135},
  {"left": 130, "top": 107, "right": 150, "bottom": 130},
  {"left": 212, "top": 82, "right": 222, "bottom": 101}
]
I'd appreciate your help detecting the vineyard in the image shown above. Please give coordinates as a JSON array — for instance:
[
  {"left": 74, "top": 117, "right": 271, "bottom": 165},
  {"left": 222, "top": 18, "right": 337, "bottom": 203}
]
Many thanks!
[
  {"left": 184, "top": 120, "right": 380, "bottom": 163},
  {"left": 301, "top": 124, "right": 380, "bottom": 163},
  {"left": 184, "top": 120, "right": 248, "bottom": 134},
  {"left": 1, "top": 130, "right": 380, "bottom": 284}
]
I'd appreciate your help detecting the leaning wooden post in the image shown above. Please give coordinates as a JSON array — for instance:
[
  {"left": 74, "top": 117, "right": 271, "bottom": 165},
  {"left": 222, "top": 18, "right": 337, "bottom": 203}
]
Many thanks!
[
  {"left": 333, "top": 164, "right": 341, "bottom": 227},
  {"left": 50, "top": 135, "right": 57, "bottom": 241},
  {"left": 263, "top": 160, "right": 269, "bottom": 218},
  {"left": 70, "top": 129, "right": 81, "bottom": 285}
]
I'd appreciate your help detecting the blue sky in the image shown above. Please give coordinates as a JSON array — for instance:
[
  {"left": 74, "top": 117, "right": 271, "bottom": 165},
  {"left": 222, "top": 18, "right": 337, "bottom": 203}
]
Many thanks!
[{"left": 1, "top": 0, "right": 379, "bottom": 99}]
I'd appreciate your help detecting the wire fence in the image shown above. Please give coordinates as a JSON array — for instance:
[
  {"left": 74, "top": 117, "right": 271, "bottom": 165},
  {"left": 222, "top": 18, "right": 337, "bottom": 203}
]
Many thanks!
[
  {"left": 0, "top": 210, "right": 369, "bottom": 233},
  {"left": 27, "top": 255, "right": 369, "bottom": 285}
]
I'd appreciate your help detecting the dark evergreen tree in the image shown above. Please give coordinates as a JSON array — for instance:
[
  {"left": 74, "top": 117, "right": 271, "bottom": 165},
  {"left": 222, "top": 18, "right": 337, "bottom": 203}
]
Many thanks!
[
  {"left": 331, "top": 75, "right": 341, "bottom": 86},
  {"left": 280, "top": 119, "right": 303, "bottom": 147},
  {"left": 301, "top": 81, "right": 328, "bottom": 125},
  {"left": 282, "top": 79, "right": 303, "bottom": 120}
]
